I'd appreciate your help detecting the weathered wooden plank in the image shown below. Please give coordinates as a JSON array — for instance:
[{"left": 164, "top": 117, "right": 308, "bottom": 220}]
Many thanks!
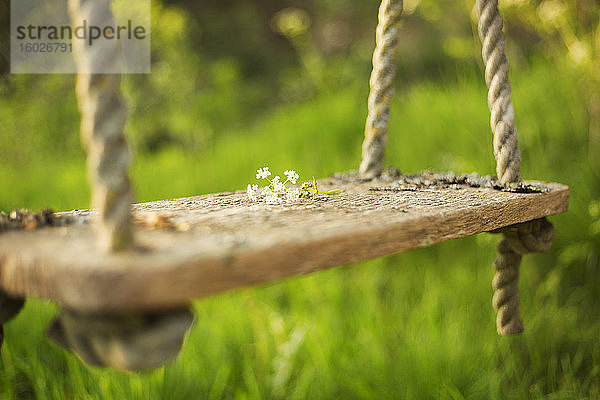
[{"left": 0, "top": 175, "right": 569, "bottom": 313}]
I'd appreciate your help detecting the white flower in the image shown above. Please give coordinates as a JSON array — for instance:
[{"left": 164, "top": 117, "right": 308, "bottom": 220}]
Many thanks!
[
  {"left": 265, "top": 190, "right": 281, "bottom": 204},
  {"left": 256, "top": 167, "right": 271, "bottom": 180},
  {"left": 248, "top": 166, "right": 331, "bottom": 205},
  {"left": 247, "top": 184, "right": 259, "bottom": 201},
  {"left": 286, "top": 188, "right": 300, "bottom": 203},
  {"left": 284, "top": 170, "right": 299, "bottom": 184},
  {"left": 271, "top": 176, "right": 286, "bottom": 193}
]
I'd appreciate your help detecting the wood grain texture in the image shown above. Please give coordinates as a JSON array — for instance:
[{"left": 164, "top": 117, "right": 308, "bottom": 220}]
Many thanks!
[{"left": 0, "top": 176, "right": 569, "bottom": 313}]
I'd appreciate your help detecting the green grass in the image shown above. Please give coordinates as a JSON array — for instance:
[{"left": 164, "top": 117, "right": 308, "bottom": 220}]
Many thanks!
[{"left": 1, "top": 60, "right": 599, "bottom": 399}]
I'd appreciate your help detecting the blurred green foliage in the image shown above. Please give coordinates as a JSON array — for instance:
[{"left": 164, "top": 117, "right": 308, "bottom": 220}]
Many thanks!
[{"left": 0, "top": 0, "right": 599, "bottom": 398}]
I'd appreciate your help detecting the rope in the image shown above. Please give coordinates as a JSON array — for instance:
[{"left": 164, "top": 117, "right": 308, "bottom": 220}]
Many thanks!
[
  {"left": 492, "top": 218, "right": 555, "bottom": 335},
  {"left": 69, "top": 0, "right": 134, "bottom": 251},
  {"left": 477, "top": 0, "right": 550, "bottom": 336},
  {"left": 477, "top": 0, "right": 521, "bottom": 185},
  {"left": 359, "top": 0, "right": 403, "bottom": 179},
  {"left": 47, "top": 308, "right": 194, "bottom": 371}
]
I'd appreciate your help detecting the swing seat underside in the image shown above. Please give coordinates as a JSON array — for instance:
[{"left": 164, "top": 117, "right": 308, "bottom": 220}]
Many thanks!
[{"left": 0, "top": 173, "right": 569, "bottom": 314}]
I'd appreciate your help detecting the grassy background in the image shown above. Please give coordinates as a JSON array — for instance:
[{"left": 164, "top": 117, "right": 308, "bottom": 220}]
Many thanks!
[{"left": 1, "top": 1, "right": 599, "bottom": 398}]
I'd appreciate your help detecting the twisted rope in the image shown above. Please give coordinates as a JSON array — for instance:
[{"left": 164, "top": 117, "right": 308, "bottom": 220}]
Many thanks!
[
  {"left": 359, "top": 0, "right": 403, "bottom": 179},
  {"left": 69, "top": 0, "right": 133, "bottom": 251},
  {"left": 47, "top": 308, "right": 194, "bottom": 371},
  {"left": 476, "top": 0, "right": 547, "bottom": 335},
  {"left": 477, "top": 0, "right": 521, "bottom": 185},
  {"left": 492, "top": 218, "right": 555, "bottom": 335}
]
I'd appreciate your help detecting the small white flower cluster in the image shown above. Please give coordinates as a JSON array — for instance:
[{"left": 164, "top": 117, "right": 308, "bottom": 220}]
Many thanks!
[
  {"left": 284, "top": 170, "right": 299, "bottom": 184},
  {"left": 248, "top": 166, "right": 301, "bottom": 205},
  {"left": 256, "top": 167, "right": 271, "bottom": 179},
  {"left": 247, "top": 166, "right": 339, "bottom": 205}
]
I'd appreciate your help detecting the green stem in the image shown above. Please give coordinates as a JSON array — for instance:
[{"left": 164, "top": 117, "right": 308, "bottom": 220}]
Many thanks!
[
  {"left": 299, "top": 188, "right": 340, "bottom": 196},
  {"left": 318, "top": 189, "right": 341, "bottom": 195}
]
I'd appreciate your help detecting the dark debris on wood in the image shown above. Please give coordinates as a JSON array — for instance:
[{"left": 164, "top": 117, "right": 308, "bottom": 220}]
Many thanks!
[
  {"left": 0, "top": 209, "right": 76, "bottom": 233},
  {"left": 330, "top": 169, "right": 550, "bottom": 194}
]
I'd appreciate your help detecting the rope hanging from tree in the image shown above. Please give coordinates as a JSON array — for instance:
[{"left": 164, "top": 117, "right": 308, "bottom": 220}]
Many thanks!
[
  {"left": 360, "top": 0, "right": 403, "bottom": 179},
  {"left": 477, "top": 0, "right": 521, "bottom": 185},
  {"left": 69, "top": 0, "right": 134, "bottom": 252},
  {"left": 476, "top": 0, "right": 556, "bottom": 335}
]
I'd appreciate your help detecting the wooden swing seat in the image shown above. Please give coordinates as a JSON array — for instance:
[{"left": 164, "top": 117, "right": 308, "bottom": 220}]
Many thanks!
[{"left": 0, "top": 173, "right": 569, "bottom": 314}]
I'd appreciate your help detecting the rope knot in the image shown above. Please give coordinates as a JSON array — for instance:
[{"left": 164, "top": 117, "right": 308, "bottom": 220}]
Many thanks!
[
  {"left": 491, "top": 217, "right": 555, "bottom": 335},
  {"left": 47, "top": 308, "right": 194, "bottom": 371},
  {"left": 502, "top": 217, "right": 555, "bottom": 255}
]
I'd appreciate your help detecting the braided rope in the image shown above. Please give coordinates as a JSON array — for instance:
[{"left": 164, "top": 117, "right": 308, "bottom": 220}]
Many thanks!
[
  {"left": 69, "top": 0, "right": 133, "bottom": 251},
  {"left": 359, "top": 0, "right": 403, "bottom": 179},
  {"left": 477, "top": 0, "right": 542, "bottom": 335},
  {"left": 492, "top": 218, "right": 555, "bottom": 335},
  {"left": 477, "top": 0, "right": 521, "bottom": 185},
  {"left": 492, "top": 238, "right": 524, "bottom": 335}
]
